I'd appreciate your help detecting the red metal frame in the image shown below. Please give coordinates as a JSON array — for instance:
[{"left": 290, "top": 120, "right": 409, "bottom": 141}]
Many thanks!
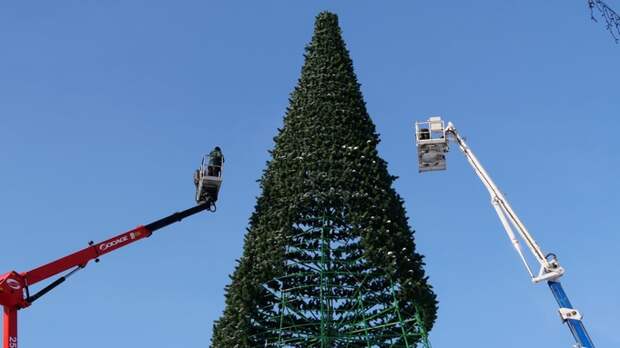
[{"left": 2, "top": 307, "right": 16, "bottom": 348}]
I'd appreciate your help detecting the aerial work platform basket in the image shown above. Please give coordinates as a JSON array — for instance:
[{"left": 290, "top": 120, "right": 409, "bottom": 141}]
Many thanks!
[
  {"left": 414, "top": 116, "right": 449, "bottom": 172},
  {"left": 194, "top": 152, "right": 223, "bottom": 205}
]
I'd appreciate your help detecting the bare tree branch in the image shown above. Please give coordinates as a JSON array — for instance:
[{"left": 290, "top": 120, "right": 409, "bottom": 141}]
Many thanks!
[{"left": 588, "top": 0, "right": 620, "bottom": 42}]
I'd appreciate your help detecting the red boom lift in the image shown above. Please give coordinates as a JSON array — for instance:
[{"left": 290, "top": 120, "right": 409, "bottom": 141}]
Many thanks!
[{"left": 0, "top": 152, "right": 223, "bottom": 348}]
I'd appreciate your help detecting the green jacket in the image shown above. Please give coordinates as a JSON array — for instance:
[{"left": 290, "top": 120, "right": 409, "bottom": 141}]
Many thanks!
[{"left": 209, "top": 149, "right": 224, "bottom": 166}]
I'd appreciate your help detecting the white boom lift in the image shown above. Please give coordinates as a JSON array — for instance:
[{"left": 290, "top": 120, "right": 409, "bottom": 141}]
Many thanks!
[{"left": 414, "top": 116, "right": 594, "bottom": 348}]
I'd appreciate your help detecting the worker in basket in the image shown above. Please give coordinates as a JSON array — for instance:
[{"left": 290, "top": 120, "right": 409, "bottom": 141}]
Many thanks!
[
  {"left": 419, "top": 128, "right": 431, "bottom": 140},
  {"left": 194, "top": 146, "right": 224, "bottom": 205},
  {"left": 193, "top": 147, "right": 224, "bottom": 184},
  {"left": 208, "top": 146, "right": 224, "bottom": 177}
]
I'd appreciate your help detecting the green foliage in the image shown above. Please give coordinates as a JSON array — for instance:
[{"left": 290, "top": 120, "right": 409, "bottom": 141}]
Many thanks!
[{"left": 211, "top": 12, "right": 437, "bottom": 348}]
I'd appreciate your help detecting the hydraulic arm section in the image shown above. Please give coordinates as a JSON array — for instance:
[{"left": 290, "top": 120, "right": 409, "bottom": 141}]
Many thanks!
[
  {"left": 415, "top": 117, "right": 594, "bottom": 348},
  {"left": 0, "top": 150, "right": 223, "bottom": 348}
]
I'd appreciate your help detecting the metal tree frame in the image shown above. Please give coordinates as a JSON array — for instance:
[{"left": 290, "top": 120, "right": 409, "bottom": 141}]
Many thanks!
[{"left": 254, "top": 221, "right": 432, "bottom": 348}]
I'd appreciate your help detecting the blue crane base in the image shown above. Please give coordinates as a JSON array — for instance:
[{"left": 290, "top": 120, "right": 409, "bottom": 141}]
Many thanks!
[{"left": 548, "top": 281, "right": 595, "bottom": 348}]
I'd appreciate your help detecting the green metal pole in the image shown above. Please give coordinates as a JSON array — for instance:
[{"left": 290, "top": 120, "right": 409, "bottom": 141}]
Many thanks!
[{"left": 390, "top": 279, "right": 411, "bottom": 348}]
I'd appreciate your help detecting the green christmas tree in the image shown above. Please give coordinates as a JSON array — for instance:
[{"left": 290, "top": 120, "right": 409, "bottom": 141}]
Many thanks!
[{"left": 211, "top": 12, "right": 437, "bottom": 348}]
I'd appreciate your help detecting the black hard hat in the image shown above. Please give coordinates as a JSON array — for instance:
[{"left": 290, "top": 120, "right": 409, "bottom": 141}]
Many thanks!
[{"left": 214, "top": 146, "right": 221, "bottom": 151}]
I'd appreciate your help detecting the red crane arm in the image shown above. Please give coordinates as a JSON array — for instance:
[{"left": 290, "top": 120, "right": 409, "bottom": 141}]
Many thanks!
[
  {"left": 21, "top": 203, "right": 210, "bottom": 287},
  {"left": 23, "top": 226, "right": 151, "bottom": 286}
]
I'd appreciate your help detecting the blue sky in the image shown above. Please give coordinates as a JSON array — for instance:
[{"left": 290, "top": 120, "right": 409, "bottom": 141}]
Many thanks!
[{"left": 1, "top": 1, "right": 618, "bottom": 347}]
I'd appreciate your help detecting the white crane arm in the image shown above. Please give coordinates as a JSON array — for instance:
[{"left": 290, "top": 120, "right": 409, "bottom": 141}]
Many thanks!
[{"left": 444, "top": 122, "right": 564, "bottom": 283}]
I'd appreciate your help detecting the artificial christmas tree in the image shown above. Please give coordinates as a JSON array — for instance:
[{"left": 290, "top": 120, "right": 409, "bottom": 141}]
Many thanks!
[{"left": 211, "top": 12, "right": 437, "bottom": 347}]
